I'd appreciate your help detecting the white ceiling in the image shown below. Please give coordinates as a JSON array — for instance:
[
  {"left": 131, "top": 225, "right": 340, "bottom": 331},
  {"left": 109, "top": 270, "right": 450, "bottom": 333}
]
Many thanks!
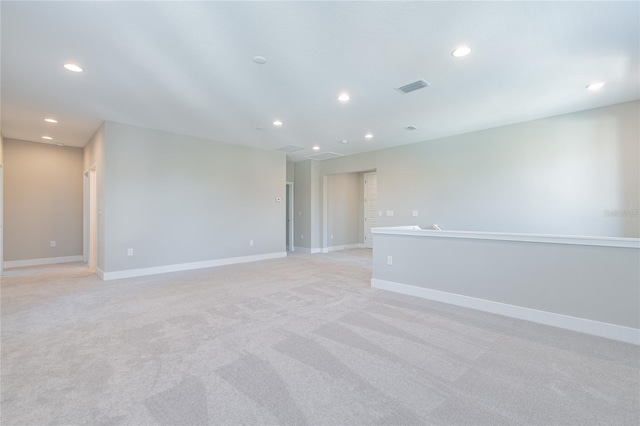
[{"left": 1, "top": 1, "right": 638, "bottom": 161}]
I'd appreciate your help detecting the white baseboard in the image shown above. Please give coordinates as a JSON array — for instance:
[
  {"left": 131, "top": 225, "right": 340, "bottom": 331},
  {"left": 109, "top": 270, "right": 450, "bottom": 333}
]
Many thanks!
[
  {"left": 371, "top": 278, "right": 640, "bottom": 345},
  {"left": 4, "top": 255, "right": 84, "bottom": 269},
  {"left": 102, "top": 252, "right": 287, "bottom": 281}
]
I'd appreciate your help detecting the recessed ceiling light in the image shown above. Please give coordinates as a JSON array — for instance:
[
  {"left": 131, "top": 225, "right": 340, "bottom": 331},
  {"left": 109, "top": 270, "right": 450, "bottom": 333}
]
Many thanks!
[
  {"left": 63, "top": 63, "right": 83, "bottom": 72},
  {"left": 57, "top": 143, "right": 65, "bottom": 147},
  {"left": 452, "top": 46, "right": 472, "bottom": 57},
  {"left": 312, "top": 146, "right": 320, "bottom": 151},
  {"left": 365, "top": 133, "right": 373, "bottom": 139},
  {"left": 340, "top": 139, "right": 348, "bottom": 144},
  {"left": 586, "top": 81, "right": 605, "bottom": 91},
  {"left": 44, "top": 118, "right": 58, "bottom": 123},
  {"left": 273, "top": 120, "right": 283, "bottom": 127},
  {"left": 253, "top": 56, "right": 267, "bottom": 64},
  {"left": 338, "top": 93, "right": 350, "bottom": 102},
  {"left": 42, "top": 136, "right": 53, "bottom": 140}
]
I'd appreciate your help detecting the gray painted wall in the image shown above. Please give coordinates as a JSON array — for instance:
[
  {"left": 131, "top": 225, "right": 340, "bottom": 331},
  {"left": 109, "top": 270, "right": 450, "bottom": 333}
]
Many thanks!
[
  {"left": 294, "top": 160, "right": 312, "bottom": 249},
  {"left": 286, "top": 160, "right": 294, "bottom": 182},
  {"left": 307, "top": 101, "right": 640, "bottom": 250},
  {"left": 0, "top": 133, "right": 4, "bottom": 164},
  {"left": 101, "top": 122, "right": 286, "bottom": 273},
  {"left": 4, "top": 139, "right": 83, "bottom": 261},
  {"left": 372, "top": 233, "right": 640, "bottom": 329},
  {"left": 326, "top": 173, "right": 363, "bottom": 246}
]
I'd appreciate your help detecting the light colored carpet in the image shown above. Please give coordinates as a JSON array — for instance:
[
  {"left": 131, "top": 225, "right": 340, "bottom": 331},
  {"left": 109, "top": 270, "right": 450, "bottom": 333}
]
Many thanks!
[{"left": 1, "top": 249, "right": 638, "bottom": 425}]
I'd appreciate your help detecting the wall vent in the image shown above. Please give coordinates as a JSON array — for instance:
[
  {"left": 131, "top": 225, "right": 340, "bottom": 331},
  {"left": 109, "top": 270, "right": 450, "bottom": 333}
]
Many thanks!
[
  {"left": 276, "top": 145, "right": 304, "bottom": 153},
  {"left": 396, "top": 79, "right": 430, "bottom": 94},
  {"left": 307, "top": 152, "right": 343, "bottom": 161},
  {"left": 405, "top": 125, "right": 418, "bottom": 131}
]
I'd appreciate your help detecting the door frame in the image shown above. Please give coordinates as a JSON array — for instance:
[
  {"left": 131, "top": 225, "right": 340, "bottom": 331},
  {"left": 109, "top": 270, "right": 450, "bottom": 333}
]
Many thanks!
[
  {"left": 0, "top": 163, "right": 3, "bottom": 275},
  {"left": 363, "top": 172, "right": 377, "bottom": 248},
  {"left": 83, "top": 165, "right": 98, "bottom": 270},
  {"left": 286, "top": 182, "right": 294, "bottom": 252}
]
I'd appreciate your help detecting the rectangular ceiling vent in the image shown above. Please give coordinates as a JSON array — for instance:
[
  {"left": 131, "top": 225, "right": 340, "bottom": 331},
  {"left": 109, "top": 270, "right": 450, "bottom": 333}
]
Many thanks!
[
  {"left": 396, "top": 79, "right": 430, "bottom": 94},
  {"left": 276, "top": 145, "right": 304, "bottom": 153},
  {"left": 405, "top": 125, "right": 418, "bottom": 131},
  {"left": 307, "top": 152, "right": 343, "bottom": 161}
]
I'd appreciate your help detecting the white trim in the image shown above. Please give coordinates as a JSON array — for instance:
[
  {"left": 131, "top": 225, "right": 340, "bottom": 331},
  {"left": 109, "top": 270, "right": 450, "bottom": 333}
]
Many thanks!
[
  {"left": 371, "top": 279, "right": 640, "bottom": 345},
  {"left": 371, "top": 226, "right": 640, "bottom": 249},
  {"left": 4, "top": 255, "right": 84, "bottom": 269},
  {"left": 96, "top": 267, "right": 105, "bottom": 280},
  {"left": 322, "top": 175, "right": 328, "bottom": 252},
  {"left": 101, "top": 252, "right": 287, "bottom": 281},
  {"left": 364, "top": 172, "right": 377, "bottom": 249},
  {"left": 286, "top": 182, "right": 295, "bottom": 252}
]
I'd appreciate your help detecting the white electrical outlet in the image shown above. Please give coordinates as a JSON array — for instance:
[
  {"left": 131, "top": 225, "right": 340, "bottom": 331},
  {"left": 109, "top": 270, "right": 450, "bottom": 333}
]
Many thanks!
[
  {"left": 331, "top": 234, "right": 334, "bottom": 239},
  {"left": 412, "top": 210, "right": 419, "bottom": 217},
  {"left": 50, "top": 241, "right": 56, "bottom": 247},
  {"left": 127, "top": 248, "right": 133, "bottom": 256},
  {"left": 387, "top": 256, "right": 393, "bottom": 265},
  {"left": 378, "top": 210, "right": 383, "bottom": 217},
  {"left": 386, "top": 210, "right": 394, "bottom": 217},
  {"left": 249, "top": 240, "right": 254, "bottom": 246},
  {"left": 301, "top": 235, "right": 304, "bottom": 240}
]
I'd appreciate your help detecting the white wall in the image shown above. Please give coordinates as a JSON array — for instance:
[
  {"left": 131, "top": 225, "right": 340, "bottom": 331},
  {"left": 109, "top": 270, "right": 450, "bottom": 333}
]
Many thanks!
[
  {"left": 4, "top": 139, "right": 84, "bottom": 262},
  {"left": 306, "top": 101, "right": 640, "bottom": 250},
  {"left": 101, "top": 122, "right": 286, "bottom": 273}
]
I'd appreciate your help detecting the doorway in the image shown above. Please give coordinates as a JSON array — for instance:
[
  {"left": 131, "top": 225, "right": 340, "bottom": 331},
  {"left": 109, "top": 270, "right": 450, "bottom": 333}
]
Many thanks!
[
  {"left": 363, "top": 172, "right": 378, "bottom": 248},
  {"left": 286, "top": 182, "right": 294, "bottom": 252},
  {"left": 83, "top": 166, "right": 97, "bottom": 270}
]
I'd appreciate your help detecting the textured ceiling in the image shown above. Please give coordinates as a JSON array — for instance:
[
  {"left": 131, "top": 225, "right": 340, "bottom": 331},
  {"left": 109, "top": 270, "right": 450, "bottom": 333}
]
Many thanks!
[{"left": 1, "top": 1, "right": 639, "bottom": 161}]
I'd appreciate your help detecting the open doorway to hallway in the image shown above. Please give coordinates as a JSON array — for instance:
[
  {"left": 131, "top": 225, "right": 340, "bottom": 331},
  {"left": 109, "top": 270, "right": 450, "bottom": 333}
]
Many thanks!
[{"left": 323, "top": 170, "right": 376, "bottom": 253}]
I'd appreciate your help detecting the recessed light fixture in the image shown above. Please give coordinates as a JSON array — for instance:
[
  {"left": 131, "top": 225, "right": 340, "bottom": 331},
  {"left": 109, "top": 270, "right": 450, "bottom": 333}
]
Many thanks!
[
  {"left": 42, "top": 136, "right": 53, "bottom": 140},
  {"left": 365, "top": 133, "right": 373, "bottom": 139},
  {"left": 44, "top": 118, "right": 58, "bottom": 123},
  {"left": 57, "top": 143, "right": 65, "bottom": 147},
  {"left": 338, "top": 93, "right": 350, "bottom": 102},
  {"left": 586, "top": 81, "right": 605, "bottom": 91},
  {"left": 63, "top": 63, "right": 83, "bottom": 72},
  {"left": 340, "top": 139, "right": 348, "bottom": 144},
  {"left": 273, "top": 120, "right": 283, "bottom": 127},
  {"left": 312, "top": 146, "right": 320, "bottom": 151},
  {"left": 253, "top": 56, "right": 267, "bottom": 64},
  {"left": 452, "top": 46, "right": 472, "bottom": 57}
]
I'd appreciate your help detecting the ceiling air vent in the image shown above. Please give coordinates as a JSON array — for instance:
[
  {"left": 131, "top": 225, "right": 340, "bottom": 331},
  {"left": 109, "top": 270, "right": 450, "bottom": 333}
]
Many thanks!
[
  {"left": 276, "top": 145, "right": 304, "bottom": 153},
  {"left": 396, "top": 79, "right": 430, "bottom": 94},
  {"left": 405, "top": 125, "right": 418, "bottom": 131},
  {"left": 307, "top": 152, "right": 343, "bottom": 161}
]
